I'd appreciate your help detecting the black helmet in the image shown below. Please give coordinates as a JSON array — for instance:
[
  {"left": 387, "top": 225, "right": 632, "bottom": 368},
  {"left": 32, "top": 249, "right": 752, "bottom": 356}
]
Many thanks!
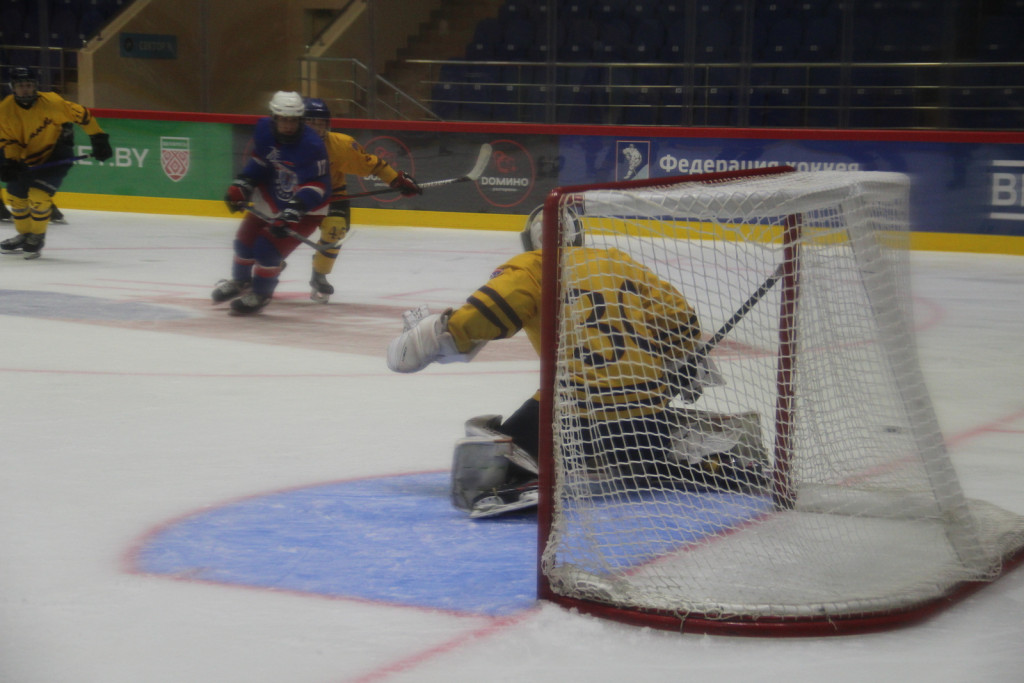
[{"left": 8, "top": 66, "right": 39, "bottom": 107}]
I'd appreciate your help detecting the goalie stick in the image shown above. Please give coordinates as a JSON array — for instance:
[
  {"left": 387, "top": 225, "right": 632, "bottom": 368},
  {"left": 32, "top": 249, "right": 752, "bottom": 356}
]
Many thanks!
[
  {"left": 699, "top": 262, "right": 785, "bottom": 358},
  {"left": 331, "top": 143, "right": 493, "bottom": 201}
]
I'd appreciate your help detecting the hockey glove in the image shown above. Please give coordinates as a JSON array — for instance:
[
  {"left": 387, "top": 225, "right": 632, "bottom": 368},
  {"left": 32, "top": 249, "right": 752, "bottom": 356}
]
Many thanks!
[
  {"left": 89, "top": 133, "right": 113, "bottom": 162},
  {"left": 0, "top": 158, "right": 27, "bottom": 183},
  {"left": 389, "top": 171, "right": 423, "bottom": 197},
  {"left": 269, "top": 201, "right": 304, "bottom": 238},
  {"left": 224, "top": 177, "right": 254, "bottom": 213}
]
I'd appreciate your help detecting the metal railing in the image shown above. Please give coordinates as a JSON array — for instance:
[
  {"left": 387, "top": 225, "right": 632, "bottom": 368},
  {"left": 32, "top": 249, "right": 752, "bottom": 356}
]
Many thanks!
[
  {"left": 409, "top": 58, "right": 1024, "bottom": 129},
  {"left": 0, "top": 45, "right": 73, "bottom": 94},
  {"left": 298, "top": 56, "right": 439, "bottom": 121}
]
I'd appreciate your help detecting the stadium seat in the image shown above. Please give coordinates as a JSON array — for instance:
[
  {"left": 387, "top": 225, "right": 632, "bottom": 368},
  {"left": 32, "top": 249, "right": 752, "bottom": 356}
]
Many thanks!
[
  {"left": 500, "top": 19, "right": 535, "bottom": 60},
  {"left": 629, "top": 19, "right": 665, "bottom": 61},
  {"left": 694, "top": 18, "right": 735, "bottom": 62},
  {"left": 758, "top": 17, "right": 802, "bottom": 62},
  {"left": 806, "top": 86, "right": 841, "bottom": 128},
  {"left": 800, "top": 16, "right": 840, "bottom": 61},
  {"left": 623, "top": 0, "right": 659, "bottom": 23}
]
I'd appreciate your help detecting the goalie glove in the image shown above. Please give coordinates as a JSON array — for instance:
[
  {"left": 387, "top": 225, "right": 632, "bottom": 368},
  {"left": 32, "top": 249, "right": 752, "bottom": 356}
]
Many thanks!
[
  {"left": 667, "top": 353, "right": 724, "bottom": 404},
  {"left": 224, "top": 176, "right": 255, "bottom": 213},
  {"left": 387, "top": 307, "right": 484, "bottom": 373}
]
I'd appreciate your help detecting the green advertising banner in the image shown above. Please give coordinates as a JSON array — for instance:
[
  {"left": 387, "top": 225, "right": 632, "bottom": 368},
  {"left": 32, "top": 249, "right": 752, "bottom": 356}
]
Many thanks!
[{"left": 59, "top": 118, "right": 236, "bottom": 200}]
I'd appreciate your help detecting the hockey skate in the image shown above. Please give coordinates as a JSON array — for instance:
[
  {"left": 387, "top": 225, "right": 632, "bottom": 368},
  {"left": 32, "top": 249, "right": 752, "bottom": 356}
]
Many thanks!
[
  {"left": 309, "top": 272, "right": 334, "bottom": 303},
  {"left": 1, "top": 232, "right": 27, "bottom": 253},
  {"left": 0, "top": 203, "right": 11, "bottom": 222},
  {"left": 229, "top": 291, "right": 270, "bottom": 315},
  {"left": 21, "top": 233, "right": 44, "bottom": 259},
  {"left": 469, "top": 479, "right": 539, "bottom": 519},
  {"left": 50, "top": 205, "right": 66, "bottom": 224},
  {"left": 210, "top": 279, "right": 250, "bottom": 303}
]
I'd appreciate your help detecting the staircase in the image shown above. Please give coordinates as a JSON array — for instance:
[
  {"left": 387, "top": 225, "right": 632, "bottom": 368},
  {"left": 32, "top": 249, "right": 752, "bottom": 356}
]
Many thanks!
[{"left": 384, "top": 0, "right": 506, "bottom": 108}]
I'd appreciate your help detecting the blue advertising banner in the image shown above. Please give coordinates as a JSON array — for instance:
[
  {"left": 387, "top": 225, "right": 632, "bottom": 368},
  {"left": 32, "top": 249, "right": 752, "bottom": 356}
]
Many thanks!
[{"left": 559, "top": 135, "right": 1024, "bottom": 237}]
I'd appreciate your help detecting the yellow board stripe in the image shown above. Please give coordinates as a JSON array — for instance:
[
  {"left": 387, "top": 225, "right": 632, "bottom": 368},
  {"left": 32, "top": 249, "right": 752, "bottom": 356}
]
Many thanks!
[{"left": 42, "top": 192, "right": 1024, "bottom": 256}]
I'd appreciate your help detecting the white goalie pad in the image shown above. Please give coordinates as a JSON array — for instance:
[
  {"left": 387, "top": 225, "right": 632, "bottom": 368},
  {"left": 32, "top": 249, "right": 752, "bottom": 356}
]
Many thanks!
[
  {"left": 667, "top": 408, "right": 769, "bottom": 470},
  {"left": 464, "top": 414, "right": 538, "bottom": 474},
  {"left": 451, "top": 436, "right": 513, "bottom": 511}
]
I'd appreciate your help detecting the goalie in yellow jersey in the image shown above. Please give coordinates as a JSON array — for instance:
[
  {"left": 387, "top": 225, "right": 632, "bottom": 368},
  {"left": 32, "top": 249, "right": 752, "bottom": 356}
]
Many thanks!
[
  {"left": 386, "top": 205, "right": 762, "bottom": 518},
  {"left": 300, "top": 98, "right": 420, "bottom": 302}
]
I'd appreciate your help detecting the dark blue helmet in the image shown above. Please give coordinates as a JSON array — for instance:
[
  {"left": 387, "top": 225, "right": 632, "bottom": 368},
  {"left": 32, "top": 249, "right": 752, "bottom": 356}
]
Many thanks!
[
  {"left": 303, "top": 97, "right": 331, "bottom": 120},
  {"left": 8, "top": 66, "right": 39, "bottom": 107}
]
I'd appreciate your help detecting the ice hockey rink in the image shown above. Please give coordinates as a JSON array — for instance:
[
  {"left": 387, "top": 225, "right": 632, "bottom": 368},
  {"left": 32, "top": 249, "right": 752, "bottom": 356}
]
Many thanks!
[{"left": 1, "top": 207, "right": 1022, "bottom": 683}]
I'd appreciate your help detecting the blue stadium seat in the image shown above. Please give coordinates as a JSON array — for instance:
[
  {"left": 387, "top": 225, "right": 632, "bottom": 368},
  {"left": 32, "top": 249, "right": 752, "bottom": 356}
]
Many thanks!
[
  {"left": 806, "top": 86, "right": 841, "bottom": 128},
  {"left": 975, "top": 16, "right": 1024, "bottom": 61},
  {"left": 500, "top": 18, "right": 535, "bottom": 60},
  {"left": 758, "top": 17, "right": 802, "bottom": 62},
  {"left": 430, "top": 81, "right": 460, "bottom": 120},
  {"left": 623, "top": 0, "right": 659, "bottom": 23},
  {"left": 594, "top": 22, "right": 631, "bottom": 60},
  {"left": 761, "top": 85, "right": 804, "bottom": 127},
  {"left": 595, "top": 0, "right": 629, "bottom": 22},
  {"left": 694, "top": 18, "right": 735, "bottom": 62},
  {"left": 800, "top": 16, "right": 840, "bottom": 61},
  {"left": 628, "top": 19, "right": 665, "bottom": 61},
  {"left": 50, "top": 7, "right": 84, "bottom": 48},
  {"left": 659, "top": 19, "right": 687, "bottom": 61},
  {"left": 619, "top": 87, "right": 658, "bottom": 125},
  {"left": 560, "top": 19, "right": 598, "bottom": 61},
  {"left": 0, "top": 6, "right": 26, "bottom": 46},
  {"left": 466, "top": 17, "right": 501, "bottom": 59}
]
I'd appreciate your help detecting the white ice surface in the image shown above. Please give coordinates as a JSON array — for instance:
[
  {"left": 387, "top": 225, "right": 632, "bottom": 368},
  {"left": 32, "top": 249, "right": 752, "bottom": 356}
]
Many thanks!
[{"left": 1, "top": 210, "right": 1022, "bottom": 683}]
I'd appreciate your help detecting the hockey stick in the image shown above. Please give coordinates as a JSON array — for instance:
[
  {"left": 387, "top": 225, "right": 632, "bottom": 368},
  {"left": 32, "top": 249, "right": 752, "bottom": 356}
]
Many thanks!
[
  {"left": 281, "top": 226, "right": 333, "bottom": 255},
  {"left": 332, "top": 143, "right": 493, "bottom": 201},
  {"left": 698, "top": 262, "right": 786, "bottom": 357},
  {"left": 671, "top": 263, "right": 785, "bottom": 401},
  {"left": 29, "top": 154, "right": 91, "bottom": 172}
]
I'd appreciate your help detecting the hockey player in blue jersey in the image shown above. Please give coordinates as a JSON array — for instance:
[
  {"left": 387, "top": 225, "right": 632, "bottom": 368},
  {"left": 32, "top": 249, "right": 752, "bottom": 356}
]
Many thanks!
[{"left": 212, "top": 91, "right": 332, "bottom": 315}]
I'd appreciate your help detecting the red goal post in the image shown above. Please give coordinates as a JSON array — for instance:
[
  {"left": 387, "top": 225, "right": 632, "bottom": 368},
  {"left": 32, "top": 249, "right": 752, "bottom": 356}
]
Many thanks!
[{"left": 535, "top": 167, "right": 1024, "bottom": 636}]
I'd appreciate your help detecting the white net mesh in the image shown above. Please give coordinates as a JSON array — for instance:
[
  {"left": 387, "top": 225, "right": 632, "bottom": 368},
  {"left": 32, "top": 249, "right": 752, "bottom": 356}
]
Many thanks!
[{"left": 540, "top": 170, "right": 1024, "bottom": 627}]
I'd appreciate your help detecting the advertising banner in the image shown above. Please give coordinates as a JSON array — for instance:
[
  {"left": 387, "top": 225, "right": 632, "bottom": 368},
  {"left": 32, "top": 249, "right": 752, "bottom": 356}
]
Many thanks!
[
  {"left": 58, "top": 111, "right": 1024, "bottom": 244},
  {"left": 559, "top": 134, "right": 1024, "bottom": 236},
  {"left": 59, "top": 118, "right": 235, "bottom": 200}
]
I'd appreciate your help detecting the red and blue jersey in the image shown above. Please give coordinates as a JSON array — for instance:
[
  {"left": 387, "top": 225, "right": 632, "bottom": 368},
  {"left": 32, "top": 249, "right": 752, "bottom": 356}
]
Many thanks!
[{"left": 240, "top": 118, "right": 330, "bottom": 220}]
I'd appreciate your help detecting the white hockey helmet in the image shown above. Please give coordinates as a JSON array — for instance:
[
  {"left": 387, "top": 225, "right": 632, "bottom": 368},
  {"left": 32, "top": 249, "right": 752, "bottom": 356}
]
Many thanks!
[
  {"left": 520, "top": 203, "right": 584, "bottom": 251},
  {"left": 268, "top": 91, "right": 305, "bottom": 117}
]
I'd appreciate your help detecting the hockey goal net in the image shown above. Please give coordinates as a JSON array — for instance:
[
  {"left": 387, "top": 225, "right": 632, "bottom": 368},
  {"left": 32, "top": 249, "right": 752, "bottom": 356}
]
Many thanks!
[{"left": 536, "top": 167, "right": 1024, "bottom": 636}]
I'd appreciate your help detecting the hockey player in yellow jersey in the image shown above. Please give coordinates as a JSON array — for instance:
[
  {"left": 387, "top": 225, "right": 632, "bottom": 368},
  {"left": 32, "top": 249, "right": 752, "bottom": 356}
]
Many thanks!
[
  {"left": 0, "top": 67, "right": 112, "bottom": 259},
  {"left": 387, "top": 205, "right": 728, "bottom": 518},
  {"left": 301, "top": 98, "right": 420, "bottom": 302}
]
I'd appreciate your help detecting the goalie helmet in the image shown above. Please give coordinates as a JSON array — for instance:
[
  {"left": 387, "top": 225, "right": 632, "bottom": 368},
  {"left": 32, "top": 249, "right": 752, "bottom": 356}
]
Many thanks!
[
  {"left": 8, "top": 66, "right": 39, "bottom": 107},
  {"left": 520, "top": 203, "right": 584, "bottom": 252}
]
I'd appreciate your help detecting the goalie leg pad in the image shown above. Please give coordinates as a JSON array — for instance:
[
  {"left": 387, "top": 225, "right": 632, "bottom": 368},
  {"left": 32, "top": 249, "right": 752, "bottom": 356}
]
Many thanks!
[
  {"left": 464, "top": 414, "right": 539, "bottom": 475},
  {"left": 451, "top": 436, "right": 512, "bottom": 511}
]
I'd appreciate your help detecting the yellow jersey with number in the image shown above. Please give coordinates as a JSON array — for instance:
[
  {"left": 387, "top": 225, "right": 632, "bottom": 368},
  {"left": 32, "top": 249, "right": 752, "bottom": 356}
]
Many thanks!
[{"left": 447, "top": 247, "right": 701, "bottom": 420}]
